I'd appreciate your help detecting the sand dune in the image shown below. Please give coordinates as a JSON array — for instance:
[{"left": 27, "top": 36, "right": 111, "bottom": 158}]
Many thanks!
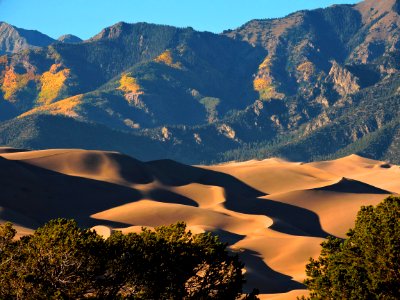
[
  {"left": 262, "top": 177, "right": 392, "bottom": 236},
  {"left": 0, "top": 148, "right": 397, "bottom": 299},
  {"left": 309, "top": 154, "right": 400, "bottom": 193},
  {"left": 1, "top": 149, "right": 154, "bottom": 186},
  {"left": 0, "top": 147, "right": 29, "bottom": 154},
  {"left": 203, "top": 158, "right": 339, "bottom": 194}
]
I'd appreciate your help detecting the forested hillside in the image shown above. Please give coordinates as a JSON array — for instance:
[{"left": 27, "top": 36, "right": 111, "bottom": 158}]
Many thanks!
[{"left": 1, "top": 0, "right": 400, "bottom": 164}]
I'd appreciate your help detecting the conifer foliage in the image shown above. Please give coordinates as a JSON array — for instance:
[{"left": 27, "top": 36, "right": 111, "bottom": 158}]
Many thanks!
[
  {"left": 0, "top": 220, "right": 257, "bottom": 299},
  {"left": 302, "top": 196, "right": 400, "bottom": 300}
]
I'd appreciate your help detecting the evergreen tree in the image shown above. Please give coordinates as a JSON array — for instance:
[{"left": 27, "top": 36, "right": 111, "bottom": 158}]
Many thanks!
[
  {"left": 0, "top": 220, "right": 257, "bottom": 299},
  {"left": 302, "top": 196, "right": 400, "bottom": 300}
]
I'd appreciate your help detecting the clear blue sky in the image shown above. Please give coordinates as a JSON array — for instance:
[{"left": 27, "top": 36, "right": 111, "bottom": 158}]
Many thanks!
[{"left": 1, "top": 0, "right": 360, "bottom": 40}]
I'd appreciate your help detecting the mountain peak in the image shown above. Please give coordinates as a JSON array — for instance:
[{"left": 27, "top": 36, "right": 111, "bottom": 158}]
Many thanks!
[
  {"left": 89, "top": 22, "right": 178, "bottom": 41},
  {"left": 90, "top": 22, "right": 143, "bottom": 40},
  {"left": 57, "top": 34, "right": 82, "bottom": 44},
  {"left": 0, "top": 22, "right": 55, "bottom": 54}
]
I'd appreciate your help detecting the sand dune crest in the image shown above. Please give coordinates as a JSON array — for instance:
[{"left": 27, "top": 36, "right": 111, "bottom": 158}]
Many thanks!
[{"left": 0, "top": 149, "right": 397, "bottom": 299}]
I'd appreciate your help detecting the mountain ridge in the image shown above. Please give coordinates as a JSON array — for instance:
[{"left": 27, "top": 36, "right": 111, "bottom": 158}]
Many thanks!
[
  {"left": 1, "top": 0, "right": 400, "bottom": 164},
  {"left": 57, "top": 34, "right": 82, "bottom": 44},
  {"left": 0, "top": 22, "right": 55, "bottom": 54}
]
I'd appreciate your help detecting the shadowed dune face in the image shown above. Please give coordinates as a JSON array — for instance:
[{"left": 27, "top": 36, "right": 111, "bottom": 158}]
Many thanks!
[
  {"left": 0, "top": 149, "right": 398, "bottom": 299},
  {"left": 147, "top": 159, "right": 265, "bottom": 198},
  {"left": 225, "top": 194, "right": 332, "bottom": 238},
  {"left": 313, "top": 177, "right": 392, "bottom": 194},
  {"left": 0, "top": 147, "right": 29, "bottom": 154},
  {"left": 239, "top": 249, "right": 305, "bottom": 293},
  {"left": 0, "top": 157, "right": 142, "bottom": 228},
  {"left": 2, "top": 149, "right": 154, "bottom": 185},
  {"left": 309, "top": 154, "right": 400, "bottom": 194}
]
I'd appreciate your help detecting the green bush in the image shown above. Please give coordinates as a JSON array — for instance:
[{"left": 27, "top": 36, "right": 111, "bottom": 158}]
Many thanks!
[
  {"left": 0, "top": 220, "right": 258, "bottom": 299},
  {"left": 302, "top": 196, "right": 400, "bottom": 300}
]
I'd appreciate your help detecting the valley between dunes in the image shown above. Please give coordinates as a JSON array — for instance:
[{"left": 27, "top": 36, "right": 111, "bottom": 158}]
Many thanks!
[{"left": 0, "top": 147, "right": 399, "bottom": 299}]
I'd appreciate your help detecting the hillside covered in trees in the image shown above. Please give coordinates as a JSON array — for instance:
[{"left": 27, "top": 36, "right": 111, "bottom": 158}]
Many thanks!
[{"left": 1, "top": 0, "right": 400, "bottom": 164}]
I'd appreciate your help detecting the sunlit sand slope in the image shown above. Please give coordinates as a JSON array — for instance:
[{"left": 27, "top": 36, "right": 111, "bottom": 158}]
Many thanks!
[{"left": 0, "top": 149, "right": 397, "bottom": 299}]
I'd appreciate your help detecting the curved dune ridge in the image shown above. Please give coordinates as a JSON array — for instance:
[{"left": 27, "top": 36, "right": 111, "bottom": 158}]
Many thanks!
[{"left": 0, "top": 149, "right": 398, "bottom": 299}]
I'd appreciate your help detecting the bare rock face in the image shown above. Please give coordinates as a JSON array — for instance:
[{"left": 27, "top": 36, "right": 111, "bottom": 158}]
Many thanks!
[
  {"left": 0, "top": 22, "right": 54, "bottom": 54},
  {"left": 0, "top": 23, "right": 24, "bottom": 53},
  {"left": 327, "top": 61, "right": 360, "bottom": 97},
  {"left": 303, "top": 112, "right": 331, "bottom": 135},
  {"left": 218, "top": 124, "right": 236, "bottom": 140}
]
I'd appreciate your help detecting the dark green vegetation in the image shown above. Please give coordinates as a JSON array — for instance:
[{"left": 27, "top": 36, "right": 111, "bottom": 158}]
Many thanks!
[
  {"left": 0, "top": 114, "right": 175, "bottom": 161},
  {"left": 301, "top": 196, "right": 400, "bottom": 300},
  {"left": 1, "top": 0, "right": 400, "bottom": 164},
  {"left": 0, "top": 220, "right": 259, "bottom": 299}
]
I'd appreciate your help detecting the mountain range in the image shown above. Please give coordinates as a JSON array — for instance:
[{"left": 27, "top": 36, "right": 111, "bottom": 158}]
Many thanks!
[{"left": 1, "top": 0, "right": 400, "bottom": 164}]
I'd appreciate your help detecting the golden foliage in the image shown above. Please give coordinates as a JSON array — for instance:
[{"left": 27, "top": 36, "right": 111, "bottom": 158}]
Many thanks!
[
  {"left": 1, "top": 67, "right": 36, "bottom": 101},
  {"left": 253, "top": 77, "right": 272, "bottom": 91},
  {"left": 118, "top": 74, "right": 141, "bottom": 94},
  {"left": 258, "top": 57, "right": 272, "bottom": 72},
  {"left": 19, "top": 94, "right": 83, "bottom": 118},
  {"left": 253, "top": 56, "right": 284, "bottom": 100},
  {"left": 117, "top": 74, "right": 148, "bottom": 110},
  {"left": 253, "top": 57, "right": 275, "bottom": 96},
  {"left": 37, "top": 64, "right": 70, "bottom": 105},
  {"left": 154, "top": 50, "right": 182, "bottom": 69}
]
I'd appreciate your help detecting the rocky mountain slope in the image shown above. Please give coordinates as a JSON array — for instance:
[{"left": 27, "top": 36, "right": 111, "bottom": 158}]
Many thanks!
[
  {"left": 57, "top": 34, "right": 82, "bottom": 44},
  {"left": 0, "top": 22, "right": 55, "bottom": 54},
  {"left": 1, "top": 0, "right": 400, "bottom": 164},
  {"left": 0, "top": 22, "right": 265, "bottom": 127}
]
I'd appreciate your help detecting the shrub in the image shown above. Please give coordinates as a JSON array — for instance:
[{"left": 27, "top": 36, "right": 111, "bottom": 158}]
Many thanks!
[
  {"left": 0, "top": 220, "right": 257, "bottom": 299},
  {"left": 302, "top": 196, "right": 400, "bottom": 300}
]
